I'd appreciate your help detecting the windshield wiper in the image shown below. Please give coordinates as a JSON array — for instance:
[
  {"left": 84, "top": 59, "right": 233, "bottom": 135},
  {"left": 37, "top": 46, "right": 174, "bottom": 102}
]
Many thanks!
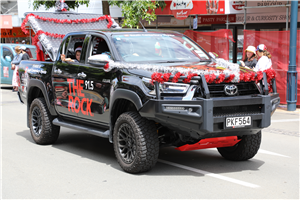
[{"left": 156, "top": 60, "right": 193, "bottom": 63}]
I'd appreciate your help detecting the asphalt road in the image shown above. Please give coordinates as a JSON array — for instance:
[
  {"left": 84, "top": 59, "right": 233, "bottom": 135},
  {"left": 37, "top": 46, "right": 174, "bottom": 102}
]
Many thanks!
[{"left": 1, "top": 88, "right": 299, "bottom": 199}]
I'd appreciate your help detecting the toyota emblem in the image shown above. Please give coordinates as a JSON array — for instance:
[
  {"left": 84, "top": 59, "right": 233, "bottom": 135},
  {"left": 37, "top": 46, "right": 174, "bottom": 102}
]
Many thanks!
[{"left": 224, "top": 85, "right": 238, "bottom": 95}]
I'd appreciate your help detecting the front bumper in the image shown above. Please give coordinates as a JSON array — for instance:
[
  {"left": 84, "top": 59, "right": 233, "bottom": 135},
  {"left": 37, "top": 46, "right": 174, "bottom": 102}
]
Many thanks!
[{"left": 139, "top": 93, "right": 280, "bottom": 140}]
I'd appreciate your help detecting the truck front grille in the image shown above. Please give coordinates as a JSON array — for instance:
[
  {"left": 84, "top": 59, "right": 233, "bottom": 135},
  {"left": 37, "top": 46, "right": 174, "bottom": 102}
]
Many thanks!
[
  {"left": 213, "top": 104, "right": 263, "bottom": 117},
  {"left": 208, "top": 82, "right": 260, "bottom": 97}
]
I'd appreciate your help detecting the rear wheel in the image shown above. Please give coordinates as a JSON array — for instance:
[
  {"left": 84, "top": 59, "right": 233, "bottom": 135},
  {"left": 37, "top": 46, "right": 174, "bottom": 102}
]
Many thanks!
[
  {"left": 29, "top": 98, "right": 60, "bottom": 145},
  {"left": 217, "top": 131, "right": 261, "bottom": 161},
  {"left": 113, "top": 112, "right": 159, "bottom": 173}
]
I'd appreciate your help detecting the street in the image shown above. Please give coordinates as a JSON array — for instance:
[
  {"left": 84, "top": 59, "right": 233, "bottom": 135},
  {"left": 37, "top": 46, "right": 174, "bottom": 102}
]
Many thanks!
[{"left": 1, "top": 87, "right": 299, "bottom": 199}]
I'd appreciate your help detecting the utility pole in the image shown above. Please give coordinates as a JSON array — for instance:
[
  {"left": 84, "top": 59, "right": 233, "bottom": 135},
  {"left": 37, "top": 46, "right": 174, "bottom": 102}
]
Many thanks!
[{"left": 287, "top": 1, "right": 298, "bottom": 111}]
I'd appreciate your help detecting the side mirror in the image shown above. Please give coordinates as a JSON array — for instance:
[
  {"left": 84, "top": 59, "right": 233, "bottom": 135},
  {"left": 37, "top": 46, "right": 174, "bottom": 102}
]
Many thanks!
[
  {"left": 5, "top": 56, "right": 12, "bottom": 62},
  {"left": 88, "top": 54, "right": 114, "bottom": 67},
  {"left": 209, "top": 52, "right": 218, "bottom": 59}
]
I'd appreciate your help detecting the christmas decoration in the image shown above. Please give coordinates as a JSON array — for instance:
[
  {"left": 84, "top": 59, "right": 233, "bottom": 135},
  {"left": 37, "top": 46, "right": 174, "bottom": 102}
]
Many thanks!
[{"left": 88, "top": 55, "right": 276, "bottom": 85}]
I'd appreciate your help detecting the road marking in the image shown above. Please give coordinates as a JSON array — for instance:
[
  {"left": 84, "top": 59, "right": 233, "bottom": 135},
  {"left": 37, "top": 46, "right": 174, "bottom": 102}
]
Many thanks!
[
  {"left": 271, "top": 119, "right": 299, "bottom": 123},
  {"left": 158, "top": 159, "right": 260, "bottom": 188},
  {"left": 258, "top": 149, "right": 290, "bottom": 158}
]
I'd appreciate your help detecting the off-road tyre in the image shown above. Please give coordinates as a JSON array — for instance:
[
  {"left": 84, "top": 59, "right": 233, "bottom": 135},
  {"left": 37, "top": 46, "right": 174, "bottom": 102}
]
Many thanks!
[
  {"left": 113, "top": 111, "right": 159, "bottom": 173},
  {"left": 217, "top": 131, "right": 262, "bottom": 161},
  {"left": 29, "top": 98, "right": 60, "bottom": 145}
]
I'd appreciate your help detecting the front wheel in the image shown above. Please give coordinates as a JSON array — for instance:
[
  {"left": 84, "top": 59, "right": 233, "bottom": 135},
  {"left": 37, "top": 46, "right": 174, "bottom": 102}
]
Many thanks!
[
  {"left": 113, "top": 112, "right": 159, "bottom": 173},
  {"left": 29, "top": 98, "right": 60, "bottom": 145},
  {"left": 217, "top": 131, "right": 262, "bottom": 161}
]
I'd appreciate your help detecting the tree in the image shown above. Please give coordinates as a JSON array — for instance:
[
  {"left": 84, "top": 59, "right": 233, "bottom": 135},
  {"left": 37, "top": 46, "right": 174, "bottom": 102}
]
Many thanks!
[
  {"left": 102, "top": 1, "right": 110, "bottom": 15},
  {"left": 30, "top": 0, "right": 166, "bottom": 28},
  {"left": 108, "top": 0, "right": 166, "bottom": 28}
]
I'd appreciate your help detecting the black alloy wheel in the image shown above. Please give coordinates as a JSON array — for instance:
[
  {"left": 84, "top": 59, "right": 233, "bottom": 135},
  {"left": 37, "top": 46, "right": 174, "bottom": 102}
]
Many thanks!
[
  {"left": 113, "top": 111, "right": 159, "bottom": 173},
  {"left": 31, "top": 106, "right": 42, "bottom": 137},
  {"left": 29, "top": 98, "right": 60, "bottom": 145},
  {"left": 117, "top": 123, "right": 137, "bottom": 164}
]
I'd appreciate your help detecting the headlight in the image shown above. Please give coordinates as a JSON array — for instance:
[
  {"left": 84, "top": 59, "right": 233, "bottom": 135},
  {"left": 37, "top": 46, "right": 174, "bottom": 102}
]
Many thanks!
[
  {"left": 160, "top": 82, "right": 189, "bottom": 93},
  {"left": 142, "top": 77, "right": 190, "bottom": 95}
]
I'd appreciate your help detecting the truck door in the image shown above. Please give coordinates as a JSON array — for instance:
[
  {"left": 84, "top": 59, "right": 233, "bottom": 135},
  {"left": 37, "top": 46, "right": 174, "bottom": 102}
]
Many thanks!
[
  {"left": 1, "top": 46, "right": 14, "bottom": 84},
  {"left": 52, "top": 34, "right": 86, "bottom": 119},
  {"left": 76, "top": 35, "right": 113, "bottom": 125}
]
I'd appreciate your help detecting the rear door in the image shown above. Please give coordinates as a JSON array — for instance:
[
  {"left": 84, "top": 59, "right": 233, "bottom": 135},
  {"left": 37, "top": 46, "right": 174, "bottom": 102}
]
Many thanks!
[
  {"left": 52, "top": 34, "right": 86, "bottom": 119},
  {"left": 1, "top": 45, "right": 15, "bottom": 84},
  {"left": 76, "top": 34, "right": 114, "bottom": 125}
]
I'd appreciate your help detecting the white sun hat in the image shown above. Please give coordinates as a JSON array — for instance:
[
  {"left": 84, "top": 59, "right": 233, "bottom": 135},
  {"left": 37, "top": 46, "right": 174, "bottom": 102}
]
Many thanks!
[{"left": 245, "top": 46, "right": 256, "bottom": 55}]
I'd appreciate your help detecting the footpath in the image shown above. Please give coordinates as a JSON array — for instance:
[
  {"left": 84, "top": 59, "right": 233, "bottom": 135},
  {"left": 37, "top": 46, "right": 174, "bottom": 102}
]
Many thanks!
[{"left": 276, "top": 104, "right": 300, "bottom": 114}]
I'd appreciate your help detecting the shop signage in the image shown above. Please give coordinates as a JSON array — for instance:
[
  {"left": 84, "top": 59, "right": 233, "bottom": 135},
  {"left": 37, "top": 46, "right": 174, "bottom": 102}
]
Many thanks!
[
  {"left": 170, "top": 0, "right": 193, "bottom": 20},
  {"left": 225, "top": 0, "right": 289, "bottom": 14},
  {"left": 198, "top": 15, "right": 236, "bottom": 24},
  {"left": 236, "top": 12, "right": 300, "bottom": 23},
  {"left": 0, "top": 15, "right": 12, "bottom": 29},
  {"left": 156, "top": 0, "right": 225, "bottom": 16},
  {"left": 1, "top": 27, "right": 34, "bottom": 38}
]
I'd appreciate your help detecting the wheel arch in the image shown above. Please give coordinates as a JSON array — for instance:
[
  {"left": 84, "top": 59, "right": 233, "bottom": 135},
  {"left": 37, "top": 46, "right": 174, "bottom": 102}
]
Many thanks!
[
  {"left": 109, "top": 89, "right": 143, "bottom": 142},
  {"left": 26, "top": 79, "right": 57, "bottom": 127}
]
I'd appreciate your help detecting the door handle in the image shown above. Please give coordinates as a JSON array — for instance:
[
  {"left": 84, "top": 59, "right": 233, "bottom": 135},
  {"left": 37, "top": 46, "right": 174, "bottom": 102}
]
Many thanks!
[
  {"left": 77, "top": 72, "right": 87, "bottom": 78},
  {"left": 54, "top": 69, "right": 62, "bottom": 74}
]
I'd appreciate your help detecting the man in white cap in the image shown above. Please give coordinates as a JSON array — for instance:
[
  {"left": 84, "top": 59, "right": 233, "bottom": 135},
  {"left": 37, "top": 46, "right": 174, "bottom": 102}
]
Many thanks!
[
  {"left": 22, "top": 40, "right": 25, "bottom": 44},
  {"left": 20, "top": 46, "right": 30, "bottom": 60}
]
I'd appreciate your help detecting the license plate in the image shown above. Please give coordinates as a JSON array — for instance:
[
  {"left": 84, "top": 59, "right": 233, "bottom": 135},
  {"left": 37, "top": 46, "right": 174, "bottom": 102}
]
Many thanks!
[{"left": 226, "top": 116, "right": 251, "bottom": 128}]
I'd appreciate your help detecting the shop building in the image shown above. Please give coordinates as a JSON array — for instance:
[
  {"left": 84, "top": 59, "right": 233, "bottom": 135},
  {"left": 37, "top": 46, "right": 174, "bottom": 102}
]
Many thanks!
[{"left": 140, "top": 0, "right": 300, "bottom": 63}]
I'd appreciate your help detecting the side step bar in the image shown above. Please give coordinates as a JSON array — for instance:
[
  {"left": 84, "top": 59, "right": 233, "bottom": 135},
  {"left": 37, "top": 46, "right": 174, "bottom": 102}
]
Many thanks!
[{"left": 52, "top": 118, "right": 109, "bottom": 138}]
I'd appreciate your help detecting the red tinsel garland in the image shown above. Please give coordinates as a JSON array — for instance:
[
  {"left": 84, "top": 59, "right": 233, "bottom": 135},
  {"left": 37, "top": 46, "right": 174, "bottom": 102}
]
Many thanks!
[
  {"left": 183, "top": 73, "right": 198, "bottom": 83},
  {"left": 224, "top": 74, "right": 235, "bottom": 83},
  {"left": 204, "top": 74, "right": 217, "bottom": 84},
  {"left": 239, "top": 73, "right": 244, "bottom": 82},
  {"left": 264, "top": 68, "right": 276, "bottom": 83},
  {"left": 264, "top": 68, "right": 276, "bottom": 92},
  {"left": 163, "top": 73, "right": 172, "bottom": 83},
  {"left": 172, "top": 72, "right": 185, "bottom": 83},
  {"left": 104, "top": 63, "right": 110, "bottom": 70},
  {"left": 149, "top": 69, "right": 276, "bottom": 85},
  {"left": 31, "top": 30, "right": 65, "bottom": 49},
  {"left": 215, "top": 73, "right": 225, "bottom": 84},
  {"left": 244, "top": 72, "right": 251, "bottom": 82},
  {"left": 21, "top": 13, "right": 113, "bottom": 35},
  {"left": 151, "top": 72, "right": 163, "bottom": 84},
  {"left": 255, "top": 71, "right": 263, "bottom": 82}
]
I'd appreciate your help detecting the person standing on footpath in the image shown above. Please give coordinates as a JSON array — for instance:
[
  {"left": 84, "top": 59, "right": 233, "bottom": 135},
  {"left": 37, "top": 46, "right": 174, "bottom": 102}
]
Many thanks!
[
  {"left": 254, "top": 44, "right": 272, "bottom": 72},
  {"left": 11, "top": 46, "right": 23, "bottom": 92},
  {"left": 240, "top": 46, "right": 258, "bottom": 69},
  {"left": 20, "top": 46, "right": 30, "bottom": 60}
]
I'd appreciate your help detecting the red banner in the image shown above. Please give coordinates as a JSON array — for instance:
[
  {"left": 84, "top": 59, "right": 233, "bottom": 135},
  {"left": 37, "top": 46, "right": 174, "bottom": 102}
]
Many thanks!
[
  {"left": 184, "top": 29, "right": 234, "bottom": 61},
  {"left": 1, "top": 27, "right": 34, "bottom": 38},
  {"left": 243, "top": 30, "right": 300, "bottom": 105},
  {"left": 156, "top": 0, "right": 225, "bottom": 16}
]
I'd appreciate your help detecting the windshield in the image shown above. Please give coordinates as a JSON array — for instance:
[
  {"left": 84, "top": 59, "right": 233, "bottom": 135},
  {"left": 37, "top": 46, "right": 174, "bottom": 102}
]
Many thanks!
[{"left": 111, "top": 33, "right": 210, "bottom": 63}]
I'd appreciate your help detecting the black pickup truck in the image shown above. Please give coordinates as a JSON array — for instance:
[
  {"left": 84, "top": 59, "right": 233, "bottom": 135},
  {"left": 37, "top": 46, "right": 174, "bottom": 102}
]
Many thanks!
[{"left": 18, "top": 13, "right": 280, "bottom": 174}]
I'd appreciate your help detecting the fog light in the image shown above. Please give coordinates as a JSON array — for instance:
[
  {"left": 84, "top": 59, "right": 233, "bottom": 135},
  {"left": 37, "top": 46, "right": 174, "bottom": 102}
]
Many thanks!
[
  {"left": 165, "top": 106, "right": 185, "bottom": 110},
  {"left": 188, "top": 108, "right": 193, "bottom": 112}
]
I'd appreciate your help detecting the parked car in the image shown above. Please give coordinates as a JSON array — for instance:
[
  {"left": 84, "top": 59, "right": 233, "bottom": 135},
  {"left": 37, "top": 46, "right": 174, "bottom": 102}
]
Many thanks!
[{"left": 1, "top": 43, "right": 36, "bottom": 85}]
